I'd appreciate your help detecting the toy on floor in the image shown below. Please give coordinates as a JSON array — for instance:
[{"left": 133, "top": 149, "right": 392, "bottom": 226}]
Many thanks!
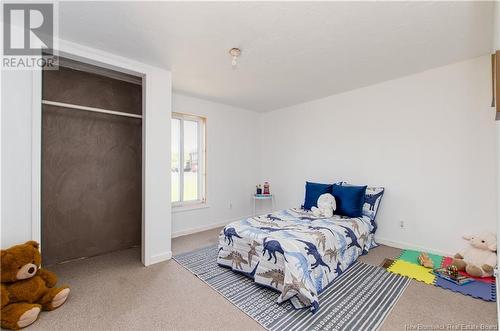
[
  {"left": 451, "top": 232, "right": 497, "bottom": 278},
  {"left": 311, "top": 193, "right": 336, "bottom": 218},
  {"left": 1, "top": 241, "right": 70, "bottom": 330},
  {"left": 418, "top": 252, "right": 434, "bottom": 268},
  {"left": 433, "top": 266, "right": 474, "bottom": 285},
  {"left": 380, "top": 258, "right": 394, "bottom": 269},
  {"left": 447, "top": 265, "right": 459, "bottom": 279}
]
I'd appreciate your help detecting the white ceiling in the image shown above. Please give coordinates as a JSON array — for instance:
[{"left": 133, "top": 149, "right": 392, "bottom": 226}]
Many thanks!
[{"left": 59, "top": 2, "right": 494, "bottom": 112}]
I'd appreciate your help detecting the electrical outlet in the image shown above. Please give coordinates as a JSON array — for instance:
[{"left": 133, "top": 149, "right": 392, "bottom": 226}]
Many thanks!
[{"left": 400, "top": 221, "right": 404, "bottom": 228}]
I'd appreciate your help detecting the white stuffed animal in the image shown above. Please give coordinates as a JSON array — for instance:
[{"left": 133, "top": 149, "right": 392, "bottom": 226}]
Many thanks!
[
  {"left": 452, "top": 232, "right": 497, "bottom": 278},
  {"left": 311, "top": 193, "right": 336, "bottom": 218}
]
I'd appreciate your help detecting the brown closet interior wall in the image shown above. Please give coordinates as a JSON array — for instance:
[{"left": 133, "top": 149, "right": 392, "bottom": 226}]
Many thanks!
[{"left": 42, "top": 64, "right": 142, "bottom": 265}]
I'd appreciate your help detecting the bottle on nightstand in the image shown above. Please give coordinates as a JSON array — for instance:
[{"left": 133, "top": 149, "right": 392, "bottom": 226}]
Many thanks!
[
  {"left": 263, "top": 182, "right": 270, "bottom": 195},
  {"left": 256, "top": 185, "right": 262, "bottom": 195}
]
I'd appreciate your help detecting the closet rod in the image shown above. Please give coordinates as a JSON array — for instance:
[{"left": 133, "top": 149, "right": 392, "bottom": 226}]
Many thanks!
[{"left": 42, "top": 100, "right": 143, "bottom": 119}]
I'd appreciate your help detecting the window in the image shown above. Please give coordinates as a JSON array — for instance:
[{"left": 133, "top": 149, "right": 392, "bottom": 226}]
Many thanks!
[{"left": 171, "top": 113, "right": 206, "bottom": 206}]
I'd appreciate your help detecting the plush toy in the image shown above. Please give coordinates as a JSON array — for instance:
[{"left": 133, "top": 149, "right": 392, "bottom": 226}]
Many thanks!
[
  {"left": 451, "top": 232, "right": 497, "bottom": 278},
  {"left": 1, "top": 241, "right": 70, "bottom": 330},
  {"left": 418, "top": 252, "right": 434, "bottom": 269},
  {"left": 311, "top": 193, "right": 336, "bottom": 218}
]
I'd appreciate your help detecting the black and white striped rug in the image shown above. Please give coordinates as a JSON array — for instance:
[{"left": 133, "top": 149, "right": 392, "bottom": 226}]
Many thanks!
[{"left": 174, "top": 245, "right": 410, "bottom": 331}]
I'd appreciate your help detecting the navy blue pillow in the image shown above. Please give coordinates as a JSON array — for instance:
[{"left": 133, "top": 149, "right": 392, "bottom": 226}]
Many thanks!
[
  {"left": 303, "top": 182, "right": 332, "bottom": 210},
  {"left": 332, "top": 184, "right": 367, "bottom": 217}
]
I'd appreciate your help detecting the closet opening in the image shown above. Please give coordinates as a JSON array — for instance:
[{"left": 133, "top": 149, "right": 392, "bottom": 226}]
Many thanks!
[{"left": 41, "top": 57, "right": 143, "bottom": 266}]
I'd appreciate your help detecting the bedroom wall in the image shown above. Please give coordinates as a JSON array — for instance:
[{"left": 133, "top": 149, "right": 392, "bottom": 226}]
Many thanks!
[
  {"left": 1, "top": 70, "right": 36, "bottom": 248},
  {"left": 494, "top": 2, "right": 500, "bottom": 308},
  {"left": 171, "top": 93, "right": 259, "bottom": 237},
  {"left": 494, "top": 1, "right": 500, "bottom": 52},
  {"left": 259, "top": 55, "right": 497, "bottom": 255}
]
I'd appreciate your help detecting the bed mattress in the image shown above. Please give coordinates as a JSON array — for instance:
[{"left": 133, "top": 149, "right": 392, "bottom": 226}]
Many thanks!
[{"left": 217, "top": 208, "right": 376, "bottom": 313}]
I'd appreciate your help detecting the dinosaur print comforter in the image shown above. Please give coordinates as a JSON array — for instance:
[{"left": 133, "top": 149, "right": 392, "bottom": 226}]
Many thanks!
[{"left": 217, "top": 208, "right": 376, "bottom": 313}]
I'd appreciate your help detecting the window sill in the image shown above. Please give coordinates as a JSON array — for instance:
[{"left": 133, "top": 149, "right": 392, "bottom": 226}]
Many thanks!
[{"left": 172, "top": 203, "right": 209, "bottom": 213}]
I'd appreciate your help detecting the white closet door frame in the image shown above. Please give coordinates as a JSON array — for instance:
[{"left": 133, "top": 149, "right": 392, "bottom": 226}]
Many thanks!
[
  {"left": 31, "top": 40, "right": 172, "bottom": 266},
  {"left": 31, "top": 66, "right": 42, "bottom": 245}
]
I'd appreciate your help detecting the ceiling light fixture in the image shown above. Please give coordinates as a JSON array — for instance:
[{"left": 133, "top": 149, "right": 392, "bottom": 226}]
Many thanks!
[{"left": 229, "top": 48, "right": 241, "bottom": 68}]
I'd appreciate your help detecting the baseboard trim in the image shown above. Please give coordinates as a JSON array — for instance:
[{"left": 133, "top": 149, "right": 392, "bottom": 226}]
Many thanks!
[
  {"left": 147, "top": 251, "right": 172, "bottom": 266},
  {"left": 172, "top": 215, "right": 252, "bottom": 238},
  {"left": 375, "top": 236, "right": 453, "bottom": 257}
]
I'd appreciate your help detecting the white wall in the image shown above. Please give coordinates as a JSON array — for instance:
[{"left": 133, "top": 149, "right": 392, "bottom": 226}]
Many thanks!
[
  {"left": 493, "top": 2, "right": 500, "bottom": 315},
  {"left": 1, "top": 40, "right": 173, "bottom": 266},
  {"left": 141, "top": 60, "right": 172, "bottom": 265},
  {"left": 171, "top": 93, "right": 259, "bottom": 237},
  {"left": 1, "top": 70, "right": 36, "bottom": 247},
  {"left": 494, "top": 1, "right": 500, "bottom": 51},
  {"left": 259, "top": 56, "right": 497, "bottom": 255}
]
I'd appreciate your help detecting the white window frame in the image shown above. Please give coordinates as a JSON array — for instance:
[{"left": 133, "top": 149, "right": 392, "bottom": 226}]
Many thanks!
[{"left": 172, "top": 112, "right": 206, "bottom": 208}]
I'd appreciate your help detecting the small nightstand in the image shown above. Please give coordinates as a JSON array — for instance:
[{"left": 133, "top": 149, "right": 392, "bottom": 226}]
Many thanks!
[{"left": 252, "top": 194, "right": 275, "bottom": 216}]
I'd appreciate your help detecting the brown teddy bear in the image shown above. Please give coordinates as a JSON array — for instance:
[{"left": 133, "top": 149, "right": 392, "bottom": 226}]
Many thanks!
[{"left": 1, "top": 241, "right": 70, "bottom": 330}]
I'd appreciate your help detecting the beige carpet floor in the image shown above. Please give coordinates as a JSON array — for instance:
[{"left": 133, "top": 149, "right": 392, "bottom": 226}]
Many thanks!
[{"left": 27, "top": 228, "right": 497, "bottom": 330}]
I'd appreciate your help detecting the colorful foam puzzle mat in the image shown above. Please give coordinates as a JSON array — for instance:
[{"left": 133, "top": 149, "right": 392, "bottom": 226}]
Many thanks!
[
  {"left": 387, "top": 260, "right": 436, "bottom": 285},
  {"left": 386, "top": 249, "right": 496, "bottom": 302}
]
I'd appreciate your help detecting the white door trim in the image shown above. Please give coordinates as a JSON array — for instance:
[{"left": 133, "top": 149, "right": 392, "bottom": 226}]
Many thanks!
[
  {"left": 31, "top": 39, "right": 172, "bottom": 266},
  {"left": 31, "top": 67, "right": 42, "bottom": 244}
]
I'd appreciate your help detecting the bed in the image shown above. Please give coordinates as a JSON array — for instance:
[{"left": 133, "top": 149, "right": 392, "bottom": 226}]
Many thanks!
[{"left": 217, "top": 207, "right": 378, "bottom": 313}]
